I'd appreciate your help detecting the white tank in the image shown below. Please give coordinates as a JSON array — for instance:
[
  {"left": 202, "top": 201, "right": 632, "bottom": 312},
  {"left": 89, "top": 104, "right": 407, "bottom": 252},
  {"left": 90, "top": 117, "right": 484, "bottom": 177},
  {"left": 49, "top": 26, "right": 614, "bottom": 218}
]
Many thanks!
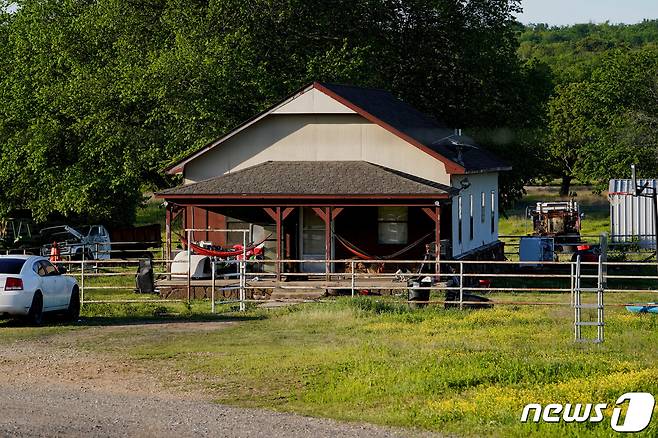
[{"left": 171, "top": 250, "right": 211, "bottom": 279}]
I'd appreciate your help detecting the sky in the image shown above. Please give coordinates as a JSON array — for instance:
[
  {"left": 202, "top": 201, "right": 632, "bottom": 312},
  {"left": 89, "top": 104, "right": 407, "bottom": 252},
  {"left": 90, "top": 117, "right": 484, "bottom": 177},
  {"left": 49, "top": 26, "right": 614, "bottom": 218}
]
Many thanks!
[{"left": 517, "top": 0, "right": 658, "bottom": 25}]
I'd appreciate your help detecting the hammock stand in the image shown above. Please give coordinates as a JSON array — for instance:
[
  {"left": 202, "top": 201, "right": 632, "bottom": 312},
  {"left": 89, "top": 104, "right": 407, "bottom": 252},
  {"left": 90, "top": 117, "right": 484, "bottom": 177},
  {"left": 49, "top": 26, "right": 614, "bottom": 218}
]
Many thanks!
[{"left": 335, "top": 232, "right": 433, "bottom": 261}]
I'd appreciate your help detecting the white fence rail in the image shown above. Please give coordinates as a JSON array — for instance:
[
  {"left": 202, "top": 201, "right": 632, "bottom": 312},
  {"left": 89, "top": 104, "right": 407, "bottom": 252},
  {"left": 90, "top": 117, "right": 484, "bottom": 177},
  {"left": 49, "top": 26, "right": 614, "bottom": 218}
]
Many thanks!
[
  {"left": 48, "top": 256, "right": 658, "bottom": 304},
  {"left": 34, "top": 249, "right": 658, "bottom": 344}
]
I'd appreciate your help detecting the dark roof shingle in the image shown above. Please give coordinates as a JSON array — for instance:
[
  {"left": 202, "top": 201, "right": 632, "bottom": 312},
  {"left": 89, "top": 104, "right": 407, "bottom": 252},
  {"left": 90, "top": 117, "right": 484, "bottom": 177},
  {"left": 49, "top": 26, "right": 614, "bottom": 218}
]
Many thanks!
[{"left": 158, "top": 161, "right": 453, "bottom": 197}]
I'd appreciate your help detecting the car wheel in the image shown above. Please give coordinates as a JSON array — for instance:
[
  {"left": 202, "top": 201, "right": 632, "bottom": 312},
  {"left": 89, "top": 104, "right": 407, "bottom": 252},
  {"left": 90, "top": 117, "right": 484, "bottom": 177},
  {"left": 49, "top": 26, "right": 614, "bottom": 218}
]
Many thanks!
[
  {"left": 66, "top": 286, "right": 80, "bottom": 322},
  {"left": 27, "top": 291, "right": 44, "bottom": 326}
]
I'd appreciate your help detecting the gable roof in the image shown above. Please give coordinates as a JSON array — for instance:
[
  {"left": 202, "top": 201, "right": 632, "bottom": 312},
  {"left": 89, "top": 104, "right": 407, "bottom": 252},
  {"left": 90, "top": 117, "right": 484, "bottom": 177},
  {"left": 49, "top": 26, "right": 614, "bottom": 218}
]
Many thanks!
[
  {"left": 165, "top": 82, "right": 510, "bottom": 175},
  {"left": 157, "top": 161, "right": 454, "bottom": 199}
]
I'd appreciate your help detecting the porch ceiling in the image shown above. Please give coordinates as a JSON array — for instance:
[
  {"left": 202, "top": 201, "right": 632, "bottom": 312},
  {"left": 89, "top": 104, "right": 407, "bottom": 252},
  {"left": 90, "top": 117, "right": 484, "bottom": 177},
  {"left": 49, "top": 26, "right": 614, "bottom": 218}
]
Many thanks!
[{"left": 157, "top": 161, "right": 455, "bottom": 200}]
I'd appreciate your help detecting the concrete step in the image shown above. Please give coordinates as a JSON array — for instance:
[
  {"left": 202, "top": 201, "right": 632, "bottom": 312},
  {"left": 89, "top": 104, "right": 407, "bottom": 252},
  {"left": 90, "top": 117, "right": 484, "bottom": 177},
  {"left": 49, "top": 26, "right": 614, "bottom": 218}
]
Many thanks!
[{"left": 269, "top": 288, "right": 326, "bottom": 300}]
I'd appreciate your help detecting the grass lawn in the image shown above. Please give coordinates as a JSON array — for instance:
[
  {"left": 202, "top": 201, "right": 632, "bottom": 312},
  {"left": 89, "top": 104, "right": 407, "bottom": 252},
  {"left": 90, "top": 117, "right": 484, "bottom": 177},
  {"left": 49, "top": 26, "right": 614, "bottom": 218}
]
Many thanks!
[{"left": 3, "top": 294, "right": 650, "bottom": 437}]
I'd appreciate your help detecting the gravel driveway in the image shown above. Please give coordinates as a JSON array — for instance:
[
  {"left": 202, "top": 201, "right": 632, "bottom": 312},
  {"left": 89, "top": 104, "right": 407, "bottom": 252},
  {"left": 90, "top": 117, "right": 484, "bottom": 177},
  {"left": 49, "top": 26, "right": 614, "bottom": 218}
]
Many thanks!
[
  {"left": 0, "top": 382, "right": 414, "bottom": 437},
  {"left": 0, "top": 322, "right": 433, "bottom": 437}
]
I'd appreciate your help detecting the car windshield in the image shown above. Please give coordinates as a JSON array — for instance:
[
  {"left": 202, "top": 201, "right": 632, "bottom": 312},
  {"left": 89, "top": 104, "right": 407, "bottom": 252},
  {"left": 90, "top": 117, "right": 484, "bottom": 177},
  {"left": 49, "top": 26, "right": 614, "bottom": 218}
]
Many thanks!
[{"left": 0, "top": 259, "right": 26, "bottom": 274}]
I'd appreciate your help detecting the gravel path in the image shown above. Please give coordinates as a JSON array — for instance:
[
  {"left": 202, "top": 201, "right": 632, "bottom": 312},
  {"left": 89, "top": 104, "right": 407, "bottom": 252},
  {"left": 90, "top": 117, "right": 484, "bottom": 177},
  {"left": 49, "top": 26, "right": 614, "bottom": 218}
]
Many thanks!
[
  {"left": 0, "top": 322, "right": 434, "bottom": 437},
  {"left": 0, "top": 382, "right": 414, "bottom": 437}
]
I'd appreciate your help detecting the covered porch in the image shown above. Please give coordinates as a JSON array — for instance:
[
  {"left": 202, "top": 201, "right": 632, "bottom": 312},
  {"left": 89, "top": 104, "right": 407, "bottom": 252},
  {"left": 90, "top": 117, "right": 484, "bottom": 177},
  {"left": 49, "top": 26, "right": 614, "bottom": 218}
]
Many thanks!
[{"left": 157, "top": 161, "right": 455, "bottom": 285}]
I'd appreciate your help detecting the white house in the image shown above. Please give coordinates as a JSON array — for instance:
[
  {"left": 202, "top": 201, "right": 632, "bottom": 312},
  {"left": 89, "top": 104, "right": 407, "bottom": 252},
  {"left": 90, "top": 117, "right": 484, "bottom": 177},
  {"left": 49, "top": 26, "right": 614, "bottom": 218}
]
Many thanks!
[{"left": 157, "top": 82, "right": 510, "bottom": 272}]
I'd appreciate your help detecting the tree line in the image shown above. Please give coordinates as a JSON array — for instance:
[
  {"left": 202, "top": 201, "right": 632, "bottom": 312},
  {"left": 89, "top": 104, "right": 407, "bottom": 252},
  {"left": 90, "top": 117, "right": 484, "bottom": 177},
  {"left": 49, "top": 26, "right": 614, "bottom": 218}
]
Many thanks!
[
  {"left": 0, "top": 1, "right": 656, "bottom": 225},
  {"left": 520, "top": 20, "right": 658, "bottom": 195}
]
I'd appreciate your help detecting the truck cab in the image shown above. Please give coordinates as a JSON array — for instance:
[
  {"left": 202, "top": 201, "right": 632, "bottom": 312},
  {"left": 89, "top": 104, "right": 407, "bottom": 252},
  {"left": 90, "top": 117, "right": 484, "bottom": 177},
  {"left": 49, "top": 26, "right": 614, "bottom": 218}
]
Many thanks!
[{"left": 40, "top": 225, "right": 111, "bottom": 260}]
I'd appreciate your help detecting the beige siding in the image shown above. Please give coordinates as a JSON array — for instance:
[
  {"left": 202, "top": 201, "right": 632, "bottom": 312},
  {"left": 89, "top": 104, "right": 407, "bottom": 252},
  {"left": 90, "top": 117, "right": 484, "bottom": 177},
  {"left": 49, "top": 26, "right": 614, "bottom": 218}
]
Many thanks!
[
  {"left": 184, "top": 113, "right": 449, "bottom": 185},
  {"left": 272, "top": 88, "right": 356, "bottom": 114}
]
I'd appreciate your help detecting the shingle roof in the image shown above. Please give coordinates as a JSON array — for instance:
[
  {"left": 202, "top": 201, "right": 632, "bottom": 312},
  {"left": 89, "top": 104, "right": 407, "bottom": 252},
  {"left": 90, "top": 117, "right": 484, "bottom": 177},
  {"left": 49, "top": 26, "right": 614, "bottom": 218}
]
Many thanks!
[
  {"left": 318, "top": 83, "right": 511, "bottom": 173},
  {"left": 158, "top": 161, "right": 454, "bottom": 197}
]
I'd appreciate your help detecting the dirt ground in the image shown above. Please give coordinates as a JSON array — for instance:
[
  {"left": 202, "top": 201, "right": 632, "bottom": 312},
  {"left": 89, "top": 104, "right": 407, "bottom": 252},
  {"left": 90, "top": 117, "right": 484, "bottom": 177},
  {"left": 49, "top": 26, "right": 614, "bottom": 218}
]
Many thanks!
[{"left": 0, "top": 321, "right": 431, "bottom": 437}]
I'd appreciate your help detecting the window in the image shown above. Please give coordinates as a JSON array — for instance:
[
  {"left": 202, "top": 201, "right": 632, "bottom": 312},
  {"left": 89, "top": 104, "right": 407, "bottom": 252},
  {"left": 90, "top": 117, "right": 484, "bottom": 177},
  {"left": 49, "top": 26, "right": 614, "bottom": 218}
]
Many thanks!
[
  {"left": 378, "top": 207, "right": 408, "bottom": 244},
  {"left": 35, "top": 260, "right": 58, "bottom": 276},
  {"left": 33, "top": 261, "right": 47, "bottom": 277},
  {"left": 481, "top": 192, "right": 486, "bottom": 223},
  {"left": 43, "top": 261, "right": 58, "bottom": 276},
  {"left": 0, "top": 259, "right": 25, "bottom": 274},
  {"left": 469, "top": 194, "right": 474, "bottom": 240},
  {"left": 457, "top": 196, "right": 463, "bottom": 244},
  {"left": 226, "top": 217, "right": 248, "bottom": 247},
  {"left": 491, "top": 191, "right": 496, "bottom": 234}
]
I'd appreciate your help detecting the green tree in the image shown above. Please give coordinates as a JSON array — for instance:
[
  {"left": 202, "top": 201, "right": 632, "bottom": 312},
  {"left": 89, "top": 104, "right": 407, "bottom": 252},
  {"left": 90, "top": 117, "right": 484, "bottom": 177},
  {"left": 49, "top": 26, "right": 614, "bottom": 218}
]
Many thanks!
[
  {"left": 0, "top": 0, "right": 169, "bottom": 224},
  {"left": 518, "top": 20, "right": 658, "bottom": 85},
  {"left": 0, "top": 0, "right": 535, "bottom": 224},
  {"left": 547, "top": 49, "right": 658, "bottom": 194}
]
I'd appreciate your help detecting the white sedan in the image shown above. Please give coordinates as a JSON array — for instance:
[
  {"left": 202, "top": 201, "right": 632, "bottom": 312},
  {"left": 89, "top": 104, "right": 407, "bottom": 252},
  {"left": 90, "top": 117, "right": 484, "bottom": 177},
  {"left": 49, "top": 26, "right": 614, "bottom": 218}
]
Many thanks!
[{"left": 0, "top": 255, "right": 80, "bottom": 325}]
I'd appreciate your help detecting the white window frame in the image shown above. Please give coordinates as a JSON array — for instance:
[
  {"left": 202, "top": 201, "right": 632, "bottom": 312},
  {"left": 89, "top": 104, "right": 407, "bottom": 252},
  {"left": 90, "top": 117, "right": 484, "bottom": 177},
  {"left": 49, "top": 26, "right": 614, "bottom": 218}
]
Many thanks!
[
  {"left": 457, "top": 196, "right": 463, "bottom": 244},
  {"left": 469, "top": 194, "right": 474, "bottom": 241},
  {"left": 490, "top": 191, "right": 496, "bottom": 234}
]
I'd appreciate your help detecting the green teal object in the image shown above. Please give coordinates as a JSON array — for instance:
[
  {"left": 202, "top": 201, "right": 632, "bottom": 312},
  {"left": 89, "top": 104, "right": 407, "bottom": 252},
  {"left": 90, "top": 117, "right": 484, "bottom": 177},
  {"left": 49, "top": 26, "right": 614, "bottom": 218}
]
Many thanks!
[{"left": 626, "top": 303, "right": 658, "bottom": 314}]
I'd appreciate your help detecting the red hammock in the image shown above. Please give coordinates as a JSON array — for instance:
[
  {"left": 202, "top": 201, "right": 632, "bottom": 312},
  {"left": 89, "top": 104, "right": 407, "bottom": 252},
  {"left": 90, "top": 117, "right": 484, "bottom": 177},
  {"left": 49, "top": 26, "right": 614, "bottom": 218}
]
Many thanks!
[
  {"left": 179, "top": 234, "right": 270, "bottom": 258},
  {"left": 335, "top": 232, "right": 432, "bottom": 260}
]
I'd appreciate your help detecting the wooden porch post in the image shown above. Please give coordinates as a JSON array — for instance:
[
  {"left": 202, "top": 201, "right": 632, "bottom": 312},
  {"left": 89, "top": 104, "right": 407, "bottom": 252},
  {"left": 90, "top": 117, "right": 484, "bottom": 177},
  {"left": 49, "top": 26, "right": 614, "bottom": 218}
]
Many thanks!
[
  {"left": 325, "top": 207, "right": 331, "bottom": 280},
  {"left": 264, "top": 207, "right": 294, "bottom": 284},
  {"left": 165, "top": 202, "right": 172, "bottom": 274},
  {"left": 276, "top": 207, "right": 282, "bottom": 283},
  {"left": 182, "top": 206, "right": 187, "bottom": 234},
  {"left": 205, "top": 209, "right": 209, "bottom": 242}
]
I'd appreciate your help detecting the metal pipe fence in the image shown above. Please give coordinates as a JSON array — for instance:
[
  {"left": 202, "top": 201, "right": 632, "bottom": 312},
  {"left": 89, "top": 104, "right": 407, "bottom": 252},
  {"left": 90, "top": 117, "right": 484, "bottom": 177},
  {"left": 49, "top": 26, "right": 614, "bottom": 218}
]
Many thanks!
[
  {"left": 27, "top": 230, "right": 655, "bottom": 341},
  {"left": 498, "top": 234, "right": 657, "bottom": 259},
  {"left": 7, "top": 230, "right": 657, "bottom": 343},
  {"left": 59, "top": 255, "right": 658, "bottom": 308},
  {"left": 4, "top": 241, "right": 165, "bottom": 260}
]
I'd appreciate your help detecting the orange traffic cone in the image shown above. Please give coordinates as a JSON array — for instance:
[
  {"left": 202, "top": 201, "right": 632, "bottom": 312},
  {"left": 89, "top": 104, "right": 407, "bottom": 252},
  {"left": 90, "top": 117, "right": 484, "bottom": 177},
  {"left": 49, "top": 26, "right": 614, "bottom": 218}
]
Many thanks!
[{"left": 50, "top": 241, "right": 61, "bottom": 262}]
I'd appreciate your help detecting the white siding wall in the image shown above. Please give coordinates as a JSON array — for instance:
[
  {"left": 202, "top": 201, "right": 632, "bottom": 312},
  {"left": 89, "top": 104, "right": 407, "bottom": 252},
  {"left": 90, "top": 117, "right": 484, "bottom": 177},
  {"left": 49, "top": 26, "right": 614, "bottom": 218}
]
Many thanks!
[
  {"left": 183, "top": 114, "right": 450, "bottom": 186},
  {"left": 609, "top": 179, "right": 657, "bottom": 248},
  {"left": 451, "top": 173, "right": 499, "bottom": 257}
]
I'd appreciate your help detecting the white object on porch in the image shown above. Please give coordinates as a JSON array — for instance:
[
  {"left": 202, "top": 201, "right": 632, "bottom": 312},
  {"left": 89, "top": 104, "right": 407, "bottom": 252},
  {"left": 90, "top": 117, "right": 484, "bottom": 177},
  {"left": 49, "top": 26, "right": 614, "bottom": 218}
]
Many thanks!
[{"left": 171, "top": 251, "right": 211, "bottom": 279}]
